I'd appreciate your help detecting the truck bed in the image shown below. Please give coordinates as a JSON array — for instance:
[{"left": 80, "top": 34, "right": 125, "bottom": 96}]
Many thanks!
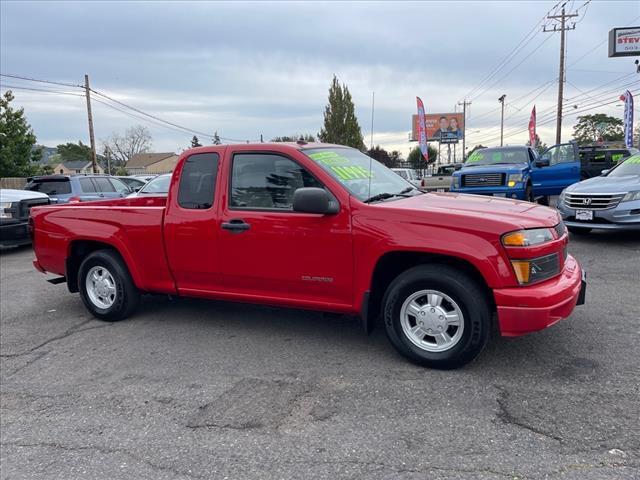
[{"left": 31, "top": 196, "right": 176, "bottom": 294}]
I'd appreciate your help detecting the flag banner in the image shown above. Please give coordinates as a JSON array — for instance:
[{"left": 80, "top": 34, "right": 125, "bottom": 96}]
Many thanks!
[
  {"left": 622, "top": 90, "right": 634, "bottom": 148},
  {"left": 528, "top": 106, "right": 537, "bottom": 147},
  {"left": 416, "top": 97, "right": 429, "bottom": 162}
]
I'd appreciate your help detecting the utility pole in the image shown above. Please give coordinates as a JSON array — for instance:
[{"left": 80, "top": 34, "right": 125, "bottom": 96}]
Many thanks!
[
  {"left": 544, "top": 6, "right": 577, "bottom": 145},
  {"left": 84, "top": 74, "right": 98, "bottom": 174},
  {"left": 457, "top": 99, "right": 471, "bottom": 160},
  {"left": 498, "top": 94, "right": 506, "bottom": 146}
]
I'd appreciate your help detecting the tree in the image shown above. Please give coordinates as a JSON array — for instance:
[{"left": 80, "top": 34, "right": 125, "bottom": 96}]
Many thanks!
[
  {"left": 525, "top": 134, "right": 547, "bottom": 154},
  {"left": 57, "top": 141, "right": 92, "bottom": 162},
  {"left": 191, "top": 136, "right": 202, "bottom": 148},
  {"left": 367, "top": 145, "right": 392, "bottom": 167},
  {"left": 318, "top": 75, "right": 366, "bottom": 150},
  {"left": 573, "top": 114, "right": 624, "bottom": 145},
  {"left": 272, "top": 134, "right": 316, "bottom": 142},
  {"left": 407, "top": 145, "right": 438, "bottom": 171},
  {"left": 389, "top": 150, "right": 402, "bottom": 166},
  {"left": 0, "top": 90, "right": 42, "bottom": 177},
  {"left": 212, "top": 131, "right": 221, "bottom": 145},
  {"left": 101, "top": 125, "right": 152, "bottom": 168}
]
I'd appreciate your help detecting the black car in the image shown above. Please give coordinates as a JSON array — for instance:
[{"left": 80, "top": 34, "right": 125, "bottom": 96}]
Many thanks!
[{"left": 578, "top": 146, "right": 638, "bottom": 179}]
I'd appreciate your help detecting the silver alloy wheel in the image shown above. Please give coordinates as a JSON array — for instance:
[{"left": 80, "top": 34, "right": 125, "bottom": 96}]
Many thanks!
[
  {"left": 399, "top": 289, "right": 464, "bottom": 353},
  {"left": 85, "top": 265, "right": 117, "bottom": 309}
]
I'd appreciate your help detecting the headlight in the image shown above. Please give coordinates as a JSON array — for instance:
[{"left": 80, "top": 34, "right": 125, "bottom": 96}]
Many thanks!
[
  {"left": 510, "top": 253, "right": 560, "bottom": 285},
  {"left": 622, "top": 191, "right": 640, "bottom": 202},
  {"left": 0, "top": 202, "right": 13, "bottom": 219},
  {"left": 451, "top": 176, "right": 460, "bottom": 189},
  {"left": 502, "top": 228, "right": 554, "bottom": 247},
  {"left": 507, "top": 173, "right": 523, "bottom": 187}
]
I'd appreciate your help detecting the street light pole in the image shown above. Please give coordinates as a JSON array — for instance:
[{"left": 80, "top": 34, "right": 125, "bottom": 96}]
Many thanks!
[{"left": 498, "top": 94, "right": 506, "bottom": 146}]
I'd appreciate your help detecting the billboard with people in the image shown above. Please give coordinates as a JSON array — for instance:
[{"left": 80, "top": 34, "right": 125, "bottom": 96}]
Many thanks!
[{"left": 411, "top": 113, "right": 464, "bottom": 143}]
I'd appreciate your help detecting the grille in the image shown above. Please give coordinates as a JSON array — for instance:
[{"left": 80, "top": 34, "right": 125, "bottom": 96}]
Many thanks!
[
  {"left": 564, "top": 193, "right": 624, "bottom": 210},
  {"left": 18, "top": 198, "right": 49, "bottom": 220},
  {"left": 462, "top": 173, "right": 505, "bottom": 187},
  {"left": 554, "top": 222, "right": 566, "bottom": 238}
]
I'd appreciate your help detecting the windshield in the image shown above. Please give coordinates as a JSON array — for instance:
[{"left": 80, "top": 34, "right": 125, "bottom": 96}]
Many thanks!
[
  {"left": 465, "top": 148, "right": 529, "bottom": 166},
  {"left": 607, "top": 154, "right": 640, "bottom": 177},
  {"left": 304, "top": 147, "right": 416, "bottom": 202},
  {"left": 139, "top": 175, "right": 171, "bottom": 194},
  {"left": 25, "top": 179, "right": 71, "bottom": 195}
]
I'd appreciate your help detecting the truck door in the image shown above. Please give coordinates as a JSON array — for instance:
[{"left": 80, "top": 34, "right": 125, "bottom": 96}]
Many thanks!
[
  {"left": 531, "top": 143, "right": 580, "bottom": 196},
  {"left": 217, "top": 150, "right": 353, "bottom": 308},
  {"left": 164, "top": 152, "right": 222, "bottom": 292}
]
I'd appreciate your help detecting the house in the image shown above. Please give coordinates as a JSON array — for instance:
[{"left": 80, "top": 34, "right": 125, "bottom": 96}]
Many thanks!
[
  {"left": 52, "top": 160, "right": 104, "bottom": 175},
  {"left": 125, "top": 152, "right": 179, "bottom": 175}
]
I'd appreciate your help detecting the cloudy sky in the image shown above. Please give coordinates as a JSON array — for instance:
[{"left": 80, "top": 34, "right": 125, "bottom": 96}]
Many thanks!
[{"left": 1, "top": 0, "right": 638, "bottom": 159}]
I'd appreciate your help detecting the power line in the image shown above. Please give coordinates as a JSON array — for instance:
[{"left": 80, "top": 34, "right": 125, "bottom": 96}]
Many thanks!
[
  {"left": 0, "top": 83, "right": 85, "bottom": 97},
  {"left": 460, "top": 1, "right": 563, "bottom": 102},
  {"left": 0, "top": 73, "right": 82, "bottom": 88}
]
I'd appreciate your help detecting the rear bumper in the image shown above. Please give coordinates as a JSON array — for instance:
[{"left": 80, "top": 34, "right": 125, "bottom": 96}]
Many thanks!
[
  {"left": 494, "top": 254, "right": 585, "bottom": 336},
  {"left": 0, "top": 221, "right": 31, "bottom": 247}
]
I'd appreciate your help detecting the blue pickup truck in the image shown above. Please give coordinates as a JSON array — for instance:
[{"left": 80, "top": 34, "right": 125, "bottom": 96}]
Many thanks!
[{"left": 450, "top": 144, "right": 580, "bottom": 203}]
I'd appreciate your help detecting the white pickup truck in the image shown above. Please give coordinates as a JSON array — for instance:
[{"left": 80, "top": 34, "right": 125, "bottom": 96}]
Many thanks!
[
  {"left": 420, "top": 164, "right": 462, "bottom": 191},
  {"left": 0, "top": 189, "right": 49, "bottom": 247}
]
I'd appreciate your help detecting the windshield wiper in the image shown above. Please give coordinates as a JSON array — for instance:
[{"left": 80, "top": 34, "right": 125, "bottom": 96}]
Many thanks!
[{"left": 363, "top": 187, "right": 417, "bottom": 203}]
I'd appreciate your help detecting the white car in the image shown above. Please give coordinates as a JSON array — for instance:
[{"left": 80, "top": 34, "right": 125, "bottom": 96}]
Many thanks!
[
  {"left": 127, "top": 173, "right": 171, "bottom": 197},
  {"left": 0, "top": 189, "right": 50, "bottom": 247},
  {"left": 391, "top": 168, "right": 421, "bottom": 187}
]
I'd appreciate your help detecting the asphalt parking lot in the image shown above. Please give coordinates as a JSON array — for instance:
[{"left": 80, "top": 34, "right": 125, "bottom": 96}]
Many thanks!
[{"left": 1, "top": 231, "right": 639, "bottom": 480}]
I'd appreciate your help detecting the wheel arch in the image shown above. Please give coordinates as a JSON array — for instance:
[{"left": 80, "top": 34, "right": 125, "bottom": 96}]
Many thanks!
[
  {"left": 66, "top": 239, "right": 138, "bottom": 293},
  {"left": 363, "top": 251, "right": 495, "bottom": 334}
]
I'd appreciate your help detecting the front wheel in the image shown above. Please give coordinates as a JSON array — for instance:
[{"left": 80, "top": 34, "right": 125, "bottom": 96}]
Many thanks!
[
  {"left": 382, "top": 265, "right": 491, "bottom": 369},
  {"left": 78, "top": 250, "right": 140, "bottom": 321},
  {"left": 524, "top": 184, "right": 533, "bottom": 203}
]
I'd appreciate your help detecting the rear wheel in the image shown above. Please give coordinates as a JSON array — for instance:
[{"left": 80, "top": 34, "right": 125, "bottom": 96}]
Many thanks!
[
  {"left": 78, "top": 250, "right": 140, "bottom": 321},
  {"left": 382, "top": 265, "right": 491, "bottom": 369},
  {"left": 568, "top": 226, "right": 592, "bottom": 235}
]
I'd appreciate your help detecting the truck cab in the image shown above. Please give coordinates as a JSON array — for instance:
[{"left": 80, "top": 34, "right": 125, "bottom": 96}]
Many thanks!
[{"left": 450, "top": 144, "right": 580, "bottom": 202}]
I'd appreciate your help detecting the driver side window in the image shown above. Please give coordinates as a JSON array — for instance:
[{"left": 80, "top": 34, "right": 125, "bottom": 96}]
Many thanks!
[
  {"left": 546, "top": 145, "right": 575, "bottom": 165},
  {"left": 230, "top": 153, "right": 323, "bottom": 210}
]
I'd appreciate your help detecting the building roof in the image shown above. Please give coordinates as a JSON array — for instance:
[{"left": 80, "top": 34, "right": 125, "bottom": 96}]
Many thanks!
[
  {"left": 126, "top": 152, "right": 176, "bottom": 169},
  {"left": 60, "top": 160, "right": 92, "bottom": 170}
]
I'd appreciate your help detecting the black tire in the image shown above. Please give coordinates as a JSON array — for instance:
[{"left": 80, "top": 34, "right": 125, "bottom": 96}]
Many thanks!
[
  {"left": 382, "top": 264, "right": 491, "bottom": 369},
  {"left": 78, "top": 249, "right": 140, "bottom": 321},
  {"left": 538, "top": 195, "right": 550, "bottom": 206},
  {"left": 568, "top": 226, "right": 592, "bottom": 235},
  {"left": 525, "top": 184, "right": 533, "bottom": 203}
]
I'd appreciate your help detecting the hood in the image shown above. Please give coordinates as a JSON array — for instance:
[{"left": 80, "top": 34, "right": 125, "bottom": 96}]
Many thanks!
[
  {"left": 566, "top": 175, "right": 640, "bottom": 194},
  {"left": 373, "top": 192, "right": 560, "bottom": 232},
  {"left": 454, "top": 163, "right": 528, "bottom": 176},
  {"left": 0, "top": 189, "right": 49, "bottom": 202}
]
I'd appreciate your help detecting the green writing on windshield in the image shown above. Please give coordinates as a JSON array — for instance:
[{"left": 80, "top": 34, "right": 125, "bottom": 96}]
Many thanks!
[
  {"left": 466, "top": 151, "right": 484, "bottom": 163},
  {"left": 308, "top": 150, "right": 374, "bottom": 180},
  {"left": 626, "top": 156, "right": 640, "bottom": 165},
  {"left": 611, "top": 153, "right": 624, "bottom": 163}
]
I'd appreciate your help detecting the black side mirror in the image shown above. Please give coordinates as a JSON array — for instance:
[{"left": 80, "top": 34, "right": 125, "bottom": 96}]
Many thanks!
[
  {"left": 536, "top": 156, "right": 550, "bottom": 167},
  {"left": 292, "top": 187, "right": 338, "bottom": 214}
]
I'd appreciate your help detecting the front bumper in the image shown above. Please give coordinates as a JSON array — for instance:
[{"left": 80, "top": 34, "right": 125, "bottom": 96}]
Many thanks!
[
  {"left": 0, "top": 220, "right": 31, "bottom": 247},
  {"left": 557, "top": 198, "right": 640, "bottom": 230},
  {"left": 450, "top": 185, "right": 525, "bottom": 199},
  {"left": 494, "top": 254, "right": 585, "bottom": 336}
]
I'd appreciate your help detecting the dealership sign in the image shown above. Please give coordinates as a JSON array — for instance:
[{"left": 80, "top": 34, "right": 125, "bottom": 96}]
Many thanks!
[
  {"left": 608, "top": 27, "right": 640, "bottom": 57},
  {"left": 411, "top": 112, "right": 464, "bottom": 143}
]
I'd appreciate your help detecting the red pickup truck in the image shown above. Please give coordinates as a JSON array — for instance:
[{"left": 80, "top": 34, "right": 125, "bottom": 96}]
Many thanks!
[{"left": 30, "top": 143, "right": 586, "bottom": 369}]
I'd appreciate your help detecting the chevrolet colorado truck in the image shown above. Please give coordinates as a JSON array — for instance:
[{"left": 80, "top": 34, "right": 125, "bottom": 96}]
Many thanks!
[{"left": 30, "top": 143, "right": 586, "bottom": 369}]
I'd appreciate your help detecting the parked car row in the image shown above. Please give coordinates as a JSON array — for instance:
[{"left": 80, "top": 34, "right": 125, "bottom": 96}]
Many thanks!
[{"left": 1, "top": 173, "right": 168, "bottom": 247}]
